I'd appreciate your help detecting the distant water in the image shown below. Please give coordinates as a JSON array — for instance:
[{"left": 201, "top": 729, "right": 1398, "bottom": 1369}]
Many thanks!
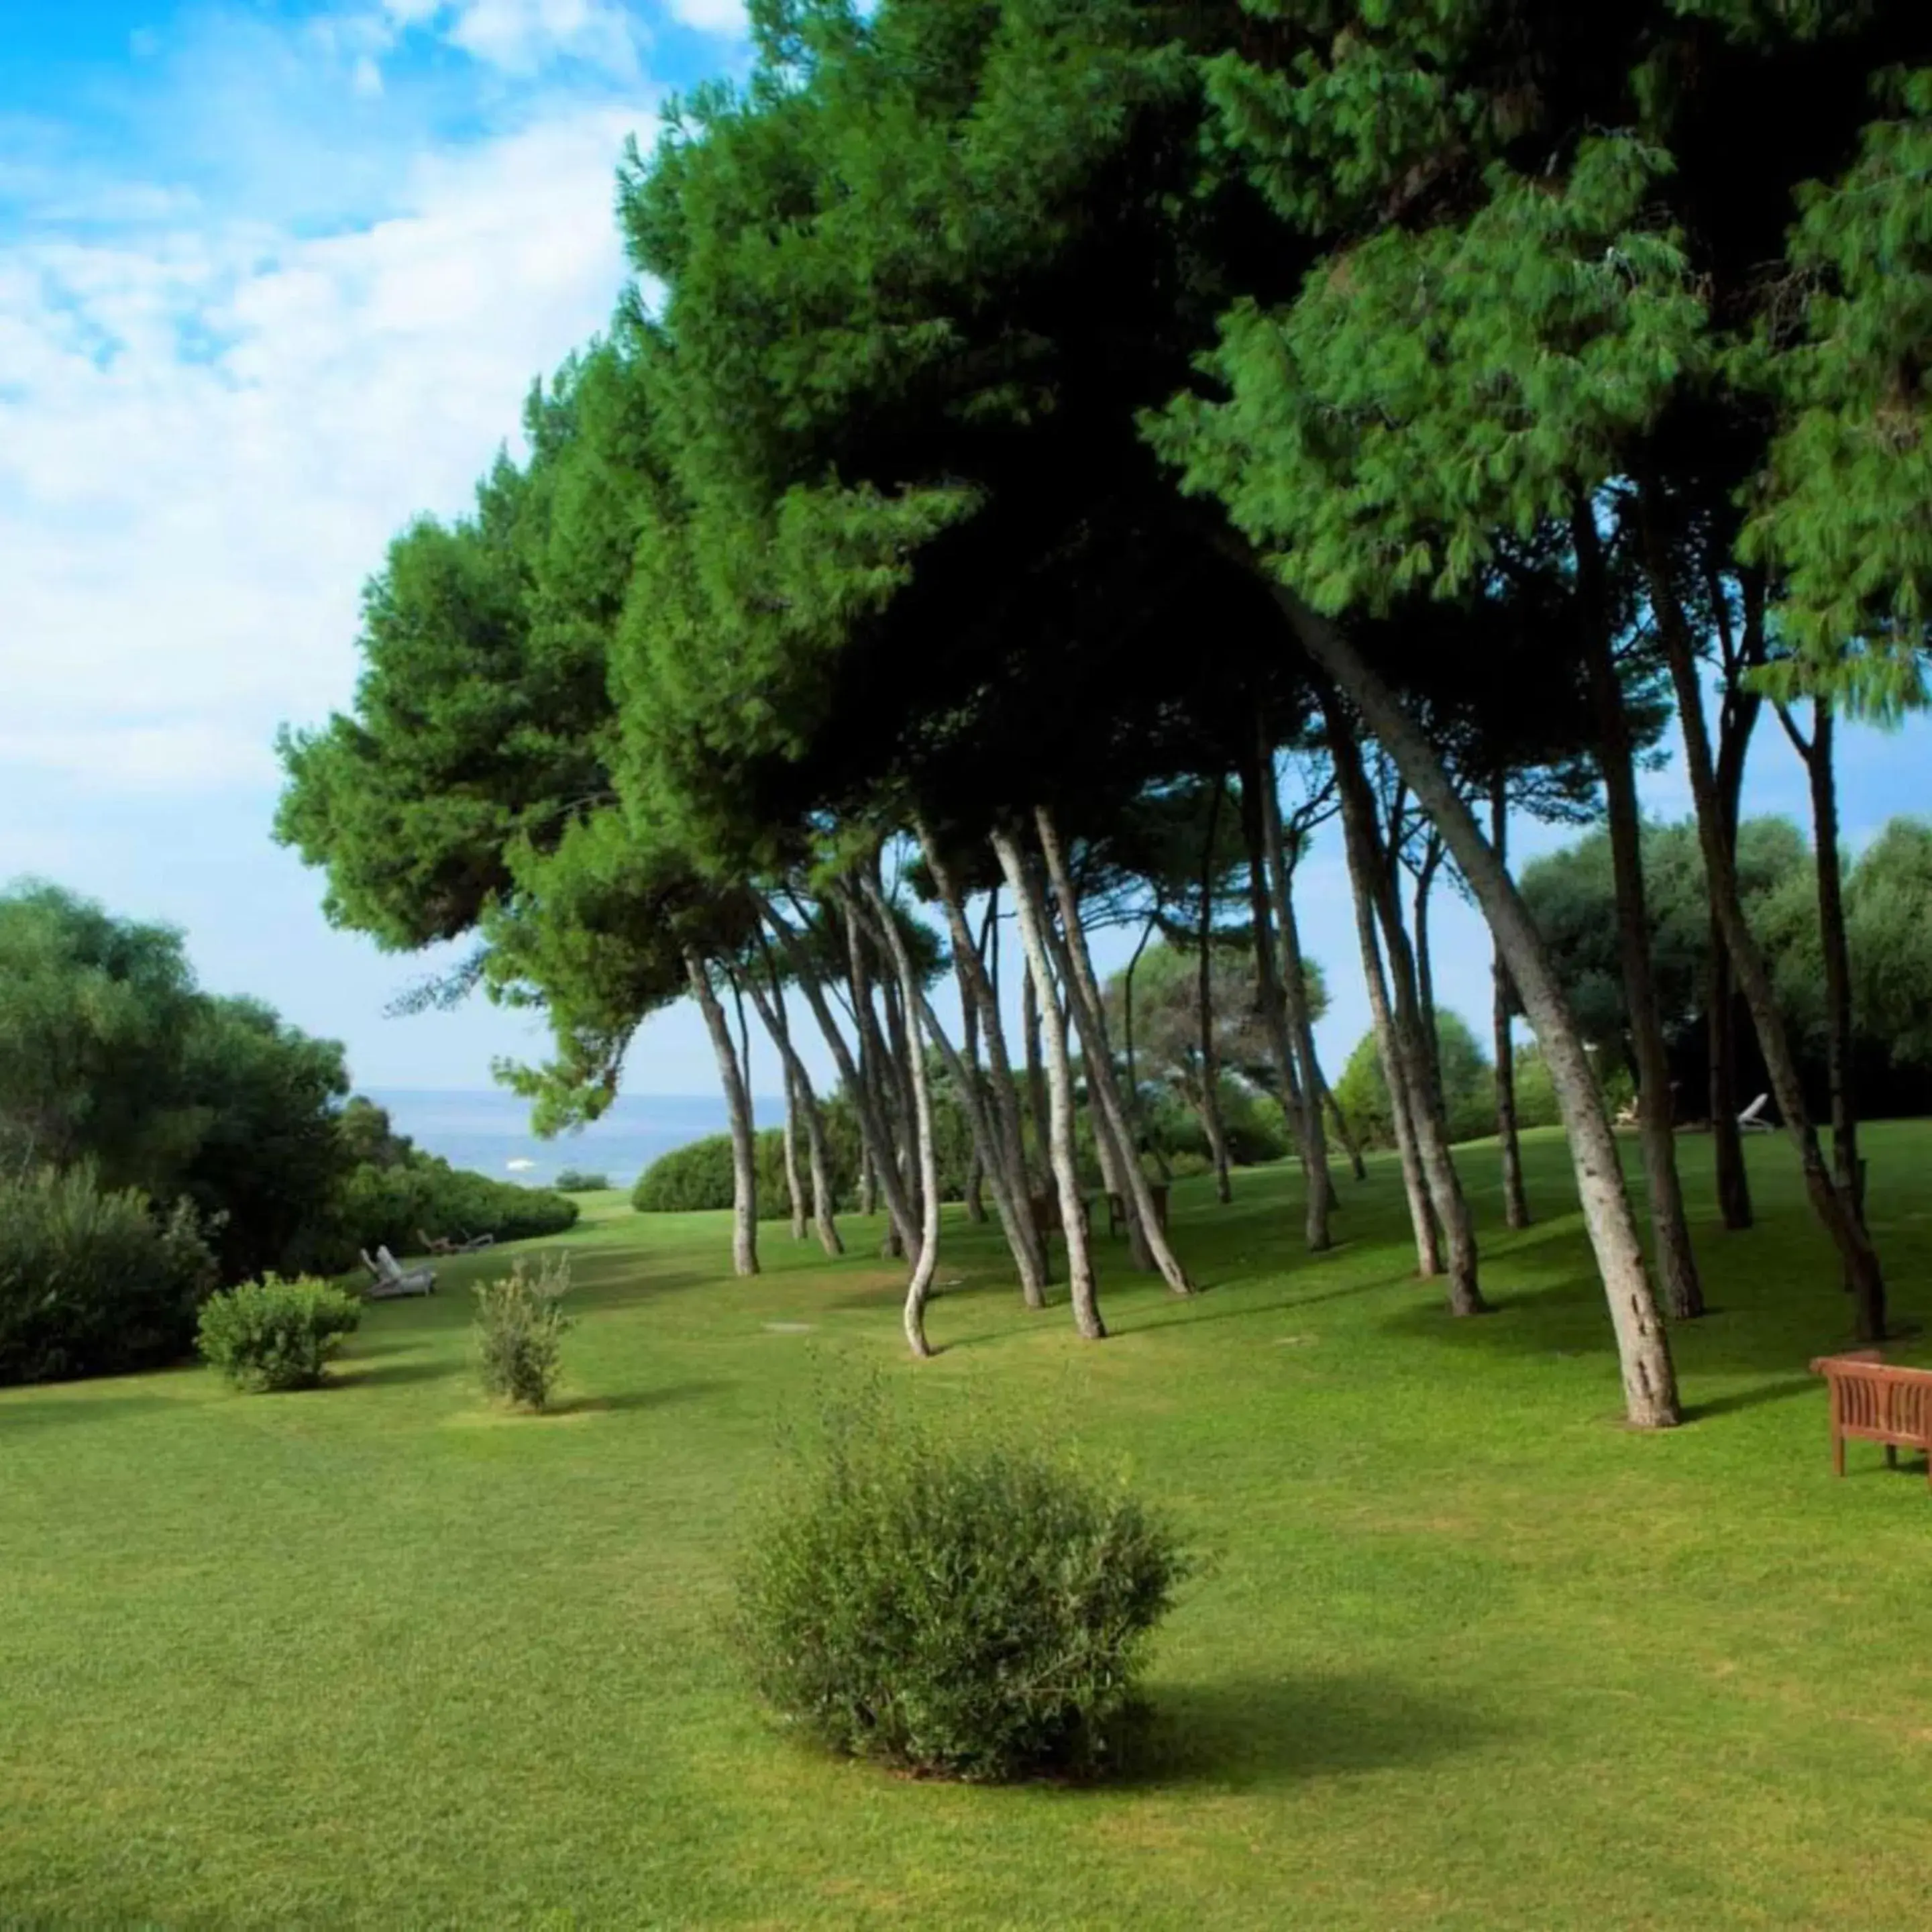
[{"left": 366, "top": 1088, "right": 779, "bottom": 1190}]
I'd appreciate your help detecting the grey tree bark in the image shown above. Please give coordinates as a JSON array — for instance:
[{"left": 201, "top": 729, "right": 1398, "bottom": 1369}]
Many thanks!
[
  {"left": 1195, "top": 776, "right": 1236, "bottom": 1203},
  {"left": 780, "top": 1065, "right": 807, "bottom": 1241},
  {"left": 1260, "top": 752, "right": 1338, "bottom": 1224},
  {"left": 1709, "top": 574, "right": 1764, "bottom": 1233},
  {"left": 1242, "top": 749, "right": 1330, "bottom": 1248},
  {"left": 1265, "top": 575, "right": 1677, "bottom": 1425},
  {"left": 1576, "top": 504, "right": 1703, "bottom": 1319},
  {"left": 763, "top": 902, "right": 918, "bottom": 1256},
  {"left": 743, "top": 954, "right": 844, "bottom": 1258},
  {"left": 1642, "top": 521, "right": 1885, "bottom": 1342},
  {"left": 685, "top": 947, "right": 758, "bottom": 1279},
  {"left": 840, "top": 894, "right": 912, "bottom": 1257},
  {"left": 1490, "top": 775, "right": 1532, "bottom": 1230},
  {"left": 1333, "top": 720, "right": 1487, "bottom": 1316},
  {"left": 1021, "top": 958, "right": 1051, "bottom": 1193},
  {"left": 912, "top": 820, "right": 1049, "bottom": 1300},
  {"left": 992, "top": 826, "right": 1104, "bottom": 1339},
  {"left": 1035, "top": 805, "right": 1195, "bottom": 1295},
  {"left": 1777, "top": 696, "right": 1865, "bottom": 1232},
  {"left": 859, "top": 873, "right": 942, "bottom": 1358}
]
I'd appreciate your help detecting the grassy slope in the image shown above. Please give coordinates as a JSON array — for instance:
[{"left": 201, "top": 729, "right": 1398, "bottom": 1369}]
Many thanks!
[{"left": 4, "top": 1132, "right": 1932, "bottom": 1929}]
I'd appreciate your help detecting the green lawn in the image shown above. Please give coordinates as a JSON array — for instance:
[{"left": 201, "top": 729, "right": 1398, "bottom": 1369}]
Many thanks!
[{"left": 5, "top": 1129, "right": 1932, "bottom": 1929}]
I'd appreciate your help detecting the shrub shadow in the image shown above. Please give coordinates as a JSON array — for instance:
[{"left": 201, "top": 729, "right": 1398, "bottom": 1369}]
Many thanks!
[
  {"left": 1104, "top": 1669, "right": 1499, "bottom": 1792},
  {"left": 337, "top": 1358, "right": 453, "bottom": 1389},
  {"left": 0, "top": 1391, "right": 176, "bottom": 1432},
  {"left": 552, "top": 1381, "right": 730, "bottom": 1417}
]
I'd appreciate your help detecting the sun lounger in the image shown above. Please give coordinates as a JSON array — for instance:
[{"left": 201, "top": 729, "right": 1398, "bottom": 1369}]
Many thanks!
[
  {"left": 360, "top": 1246, "right": 436, "bottom": 1299},
  {"left": 1738, "top": 1092, "right": 1774, "bottom": 1134}
]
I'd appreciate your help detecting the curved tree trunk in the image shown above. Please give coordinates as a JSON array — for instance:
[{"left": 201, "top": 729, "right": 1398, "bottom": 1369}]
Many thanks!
[
  {"left": 780, "top": 1067, "right": 807, "bottom": 1241},
  {"left": 1643, "top": 530, "right": 1886, "bottom": 1343},
  {"left": 912, "top": 820, "right": 1049, "bottom": 1301},
  {"left": 1490, "top": 775, "right": 1532, "bottom": 1230},
  {"left": 1322, "top": 1074, "right": 1369, "bottom": 1182},
  {"left": 1243, "top": 743, "right": 1330, "bottom": 1248},
  {"left": 1709, "top": 582, "right": 1764, "bottom": 1233},
  {"left": 1575, "top": 508, "right": 1703, "bottom": 1320},
  {"left": 1036, "top": 805, "right": 1195, "bottom": 1295},
  {"left": 840, "top": 895, "right": 910, "bottom": 1258},
  {"left": 1779, "top": 698, "right": 1864, "bottom": 1234},
  {"left": 685, "top": 947, "right": 758, "bottom": 1279},
  {"left": 961, "top": 972, "right": 987, "bottom": 1225},
  {"left": 1348, "top": 835, "right": 1439, "bottom": 1275},
  {"left": 1333, "top": 719, "right": 1487, "bottom": 1317},
  {"left": 859, "top": 874, "right": 942, "bottom": 1359},
  {"left": 992, "top": 828, "right": 1104, "bottom": 1339},
  {"left": 743, "top": 957, "right": 844, "bottom": 1258},
  {"left": 1267, "top": 577, "right": 1678, "bottom": 1426},
  {"left": 1261, "top": 754, "right": 1338, "bottom": 1226},
  {"left": 1197, "top": 777, "right": 1235, "bottom": 1204},
  {"left": 762, "top": 902, "right": 917, "bottom": 1255},
  {"left": 1021, "top": 959, "right": 1051, "bottom": 1193}
]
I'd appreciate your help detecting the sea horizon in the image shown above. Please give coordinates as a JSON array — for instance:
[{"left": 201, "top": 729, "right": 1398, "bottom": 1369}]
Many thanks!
[{"left": 366, "top": 1087, "right": 781, "bottom": 1190}]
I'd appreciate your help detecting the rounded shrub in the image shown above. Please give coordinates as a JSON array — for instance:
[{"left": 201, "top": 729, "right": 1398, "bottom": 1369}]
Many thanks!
[
  {"left": 0, "top": 1167, "right": 218, "bottom": 1387},
  {"left": 197, "top": 1276, "right": 362, "bottom": 1391},
  {"left": 632, "top": 1134, "right": 737, "bottom": 1212},
  {"left": 553, "top": 1169, "right": 611, "bottom": 1193},
  {"left": 473, "top": 1254, "right": 572, "bottom": 1411},
  {"left": 735, "top": 1403, "right": 1189, "bottom": 1782}
]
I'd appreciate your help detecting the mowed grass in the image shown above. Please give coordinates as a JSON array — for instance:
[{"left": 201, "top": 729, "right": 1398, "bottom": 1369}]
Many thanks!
[{"left": 5, "top": 1131, "right": 1932, "bottom": 1929}]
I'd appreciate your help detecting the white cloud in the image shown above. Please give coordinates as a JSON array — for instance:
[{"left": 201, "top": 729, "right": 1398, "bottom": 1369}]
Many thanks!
[
  {"left": 663, "top": 0, "right": 749, "bottom": 36},
  {"left": 0, "top": 101, "right": 657, "bottom": 795},
  {"left": 352, "top": 54, "right": 386, "bottom": 97}
]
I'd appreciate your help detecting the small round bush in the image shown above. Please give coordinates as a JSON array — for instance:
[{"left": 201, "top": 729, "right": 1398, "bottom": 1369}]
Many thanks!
[
  {"left": 735, "top": 1404, "right": 1189, "bottom": 1782},
  {"left": 197, "top": 1277, "right": 362, "bottom": 1391},
  {"left": 473, "top": 1254, "right": 571, "bottom": 1411},
  {"left": 553, "top": 1169, "right": 611, "bottom": 1194}
]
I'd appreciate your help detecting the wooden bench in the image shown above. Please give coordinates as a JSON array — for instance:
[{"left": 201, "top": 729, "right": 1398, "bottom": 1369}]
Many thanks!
[
  {"left": 1028, "top": 1191, "right": 1091, "bottom": 1240},
  {"left": 1106, "top": 1184, "right": 1170, "bottom": 1239},
  {"left": 1809, "top": 1352, "right": 1932, "bottom": 1485}
]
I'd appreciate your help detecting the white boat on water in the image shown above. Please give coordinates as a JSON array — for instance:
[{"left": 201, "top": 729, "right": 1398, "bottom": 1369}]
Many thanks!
[{"left": 505, "top": 1158, "right": 537, "bottom": 1173}]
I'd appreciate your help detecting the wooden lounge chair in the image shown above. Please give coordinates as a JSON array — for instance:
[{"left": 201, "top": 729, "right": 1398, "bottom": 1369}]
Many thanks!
[
  {"left": 1738, "top": 1092, "right": 1774, "bottom": 1134},
  {"left": 360, "top": 1246, "right": 436, "bottom": 1299}
]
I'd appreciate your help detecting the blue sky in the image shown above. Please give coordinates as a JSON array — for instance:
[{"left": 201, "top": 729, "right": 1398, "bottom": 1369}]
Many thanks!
[{"left": 3, "top": 0, "right": 1929, "bottom": 1110}]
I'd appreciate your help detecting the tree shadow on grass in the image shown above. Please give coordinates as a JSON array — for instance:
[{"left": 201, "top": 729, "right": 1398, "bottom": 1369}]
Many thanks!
[
  {"left": 337, "top": 1358, "right": 454, "bottom": 1389},
  {"left": 0, "top": 1390, "right": 177, "bottom": 1432},
  {"left": 1102, "top": 1669, "right": 1500, "bottom": 1794},
  {"left": 1680, "top": 1375, "right": 1818, "bottom": 1422},
  {"left": 551, "top": 1381, "right": 730, "bottom": 1417}
]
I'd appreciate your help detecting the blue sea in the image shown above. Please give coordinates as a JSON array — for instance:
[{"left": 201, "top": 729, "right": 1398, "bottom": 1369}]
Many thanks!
[{"left": 366, "top": 1088, "right": 779, "bottom": 1191}]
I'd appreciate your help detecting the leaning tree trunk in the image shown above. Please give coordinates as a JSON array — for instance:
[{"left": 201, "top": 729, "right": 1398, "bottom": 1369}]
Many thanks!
[
  {"left": 1321, "top": 1072, "right": 1370, "bottom": 1182},
  {"left": 1197, "top": 777, "right": 1235, "bottom": 1204},
  {"left": 912, "top": 821, "right": 1049, "bottom": 1300},
  {"left": 1780, "top": 697, "right": 1864, "bottom": 1230},
  {"left": 1036, "top": 805, "right": 1195, "bottom": 1295},
  {"left": 840, "top": 894, "right": 912, "bottom": 1258},
  {"left": 1346, "top": 825, "right": 1439, "bottom": 1276},
  {"left": 961, "top": 983, "right": 986, "bottom": 1225},
  {"left": 1021, "top": 957, "right": 1051, "bottom": 1192},
  {"left": 1489, "top": 775, "right": 1532, "bottom": 1230},
  {"left": 1259, "top": 751, "right": 1337, "bottom": 1223},
  {"left": 859, "top": 874, "right": 942, "bottom": 1359},
  {"left": 1333, "top": 719, "right": 1487, "bottom": 1317},
  {"left": 1709, "top": 584, "right": 1764, "bottom": 1233},
  {"left": 743, "top": 956, "right": 844, "bottom": 1258},
  {"left": 1243, "top": 743, "right": 1330, "bottom": 1248},
  {"left": 684, "top": 948, "right": 758, "bottom": 1279},
  {"left": 1411, "top": 837, "right": 1446, "bottom": 1094},
  {"left": 781, "top": 1067, "right": 807, "bottom": 1242},
  {"left": 1265, "top": 574, "right": 1678, "bottom": 1426},
  {"left": 992, "top": 828, "right": 1104, "bottom": 1339},
  {"left": 763, "top": 903, "right": 918, "bottom": 1255},
  {"left": 1576, "top": 507, "right": 1703, "bottom": 1320},
  {"left": 1642, "top": 523, "right": 1886, "bottom": 1344}
]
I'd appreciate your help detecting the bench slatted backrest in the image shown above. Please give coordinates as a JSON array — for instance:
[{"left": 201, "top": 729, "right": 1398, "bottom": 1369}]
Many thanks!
[{"left": 1816, "top": 1356, "right": 1932, "bottom": 1442}]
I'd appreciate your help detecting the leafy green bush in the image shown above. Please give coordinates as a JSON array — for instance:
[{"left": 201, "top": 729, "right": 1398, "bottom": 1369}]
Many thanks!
[
  {"left": 329, "top": 1158, "right": 578, "bottom": 1265},
  {"left": 473, "top": 1254, "right": 572, "bottom": 1411},
  {"left": 633, "top": 1134, "right": 739, "bottom": 1212},
  {"left": 197, "top": 1276, "right": 362, "bottom": 1391},
  {"left": 553, "top": 1169, "right": 611, "bottom": 1193},
  {"left": 735, "top": 1403, "right": 1189, "bottom": 1782},
  {"left": 0, "top": 1167, "right": 218, "bottom": 1387}
]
